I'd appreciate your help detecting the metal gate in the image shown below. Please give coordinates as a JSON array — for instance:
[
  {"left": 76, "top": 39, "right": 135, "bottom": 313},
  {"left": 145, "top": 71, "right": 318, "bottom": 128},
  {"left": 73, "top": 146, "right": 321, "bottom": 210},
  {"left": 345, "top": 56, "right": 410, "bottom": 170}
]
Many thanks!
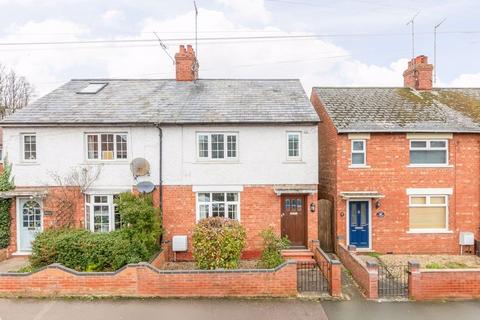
[
  {"left": 378, "top": 263, "right": 408, "bottom": 298},
  {"left": 297, "top": 261, "right": 329, "bottom": 293}
]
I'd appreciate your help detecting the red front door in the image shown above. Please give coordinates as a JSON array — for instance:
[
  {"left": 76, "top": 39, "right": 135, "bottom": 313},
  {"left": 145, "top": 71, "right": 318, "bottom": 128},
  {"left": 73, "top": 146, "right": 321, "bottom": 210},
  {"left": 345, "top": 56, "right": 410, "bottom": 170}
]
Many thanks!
[{"left": 281, "top": 195, "right": 306, "bottom": 247}]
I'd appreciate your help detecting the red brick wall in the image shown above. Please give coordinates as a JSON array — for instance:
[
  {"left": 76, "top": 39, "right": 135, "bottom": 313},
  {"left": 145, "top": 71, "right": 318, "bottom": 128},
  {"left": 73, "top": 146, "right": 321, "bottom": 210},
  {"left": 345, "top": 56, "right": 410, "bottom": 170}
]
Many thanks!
[
  {"left": 409, "top": 263, "right": 480, "bottom": 300},
  {"left": 337, "top": 244, "right": 378, "bottom": 299},
  {"left": 0, "top": 262, "right": 297, "bottom": 298},
  {"left": 312, "top": 242, "right": 342, "bottom": 297},
  {"left": 163, "top": 185, "right": 318, "bottom": 260}
]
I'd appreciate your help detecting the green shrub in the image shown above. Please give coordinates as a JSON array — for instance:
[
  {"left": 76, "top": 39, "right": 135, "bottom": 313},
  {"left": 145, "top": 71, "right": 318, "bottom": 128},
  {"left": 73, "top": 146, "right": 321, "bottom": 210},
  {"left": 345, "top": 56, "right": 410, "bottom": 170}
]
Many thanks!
[
  {"left": 30, "top": 193, "right": 162, "bottom": 271},
  {"left": 426, "top": 262, "right": 444, "bottom": 269},
  {"left": 0, "top": 158, "right": 14, "bottom": 249},
  {"left": 258, "top": 228, "right": 290, "bottom": 269},
  {"left": 192, "top": 217, "right": 246, "bottom": 269}
]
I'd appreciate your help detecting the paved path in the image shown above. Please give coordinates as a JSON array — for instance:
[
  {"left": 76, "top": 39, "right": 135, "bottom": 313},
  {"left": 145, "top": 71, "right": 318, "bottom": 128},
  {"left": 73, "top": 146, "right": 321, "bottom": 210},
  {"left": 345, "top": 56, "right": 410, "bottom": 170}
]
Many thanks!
[
  {"left": 0, "top": 298, "right": 328, "bottom": 320},
  {"left": 0, "top": 258, "right": 28, "bottom": 273},
  {"left": 322, "top": 269, "right": 480, "bottom": 320}
]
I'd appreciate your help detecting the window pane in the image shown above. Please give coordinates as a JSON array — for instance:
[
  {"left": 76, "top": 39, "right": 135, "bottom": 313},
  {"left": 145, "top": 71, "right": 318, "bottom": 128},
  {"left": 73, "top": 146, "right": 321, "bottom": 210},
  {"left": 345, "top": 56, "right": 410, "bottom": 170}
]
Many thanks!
[
  {"left": 226, "top": 193, "right": 238, "bottom": 202},
  {"left": 352, "top": 153, "right": 365, "bottom": 165},
  {"left": 87, "top": 135, "right": 99, "bottom": 159},
  {"left": 116, "top": 134, "right": 127, "bottom": 159},
  {"left": 211, "top": 134, "right": 225, "bottom": 159},
  {"left": 352, "top": 141, "right": 364, "bottom": 151},
  {"left": 410, "top": 150, "right": 447, "bottom": 164},
  {"left": 285, "top": 199, "right": 290, "bottom": 210},
  {"left": 199, "top": 204, "right": 209, "bottom": 219},
  {"left": 212, "top": 193, "right": 225, "bottom": 202},
  {"left": 101, "top": 134, "right": 114, "bottom": 160},
  {"left": 430, "top": 141, "right": 446, "bottom": 148},
  {"left": 212, "top": 203, "right": 225, "bottom": 217},
  {"left": 411, "top": 141, "right": 427, "bottom": 148},
  {"left": 94, "top": 195, "right": 108, "bottom": 203},
  {"left": 411, "top": 196, "right": 427, "bottom": 205},
  {"left": 288, "top": 134, "right": 299, "bottom": 157},
  {"left": 228, "top": 204, "right": 237, "bottom": 219},
  {"left": 198, "top": 193, "right": 210, "bottom": 202},
  {"left": 430, "top": 196, "right": 446, "bottom": 205},
  {"left": 227, "top": 135, "right": 237, "bottom": 158},
  {"left": 198, "top": 135, "right": 209, "bottom": 158},
  {"left": 93, "top": 205, "right": 110, "bottom": 232},
  {"left": 409, "top": 207, "right": 446, "bottom": 229}
]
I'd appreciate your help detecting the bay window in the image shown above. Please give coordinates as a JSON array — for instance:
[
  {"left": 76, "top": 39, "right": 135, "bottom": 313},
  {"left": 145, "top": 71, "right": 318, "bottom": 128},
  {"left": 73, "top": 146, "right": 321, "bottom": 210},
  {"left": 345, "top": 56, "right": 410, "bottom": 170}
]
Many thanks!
[{"left": 85, "top": 194, "right": 121, "bottom": 232}]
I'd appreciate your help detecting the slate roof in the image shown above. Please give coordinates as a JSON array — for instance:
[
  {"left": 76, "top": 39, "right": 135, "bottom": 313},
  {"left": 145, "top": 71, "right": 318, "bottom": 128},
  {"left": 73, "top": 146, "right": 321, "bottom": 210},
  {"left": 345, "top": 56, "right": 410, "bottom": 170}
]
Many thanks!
[
  {"left": 1, "top": 79, "right": 319, "bottom": 126},
  {"left": 314, "top": 87, "right": 480, "bottom": 133}
]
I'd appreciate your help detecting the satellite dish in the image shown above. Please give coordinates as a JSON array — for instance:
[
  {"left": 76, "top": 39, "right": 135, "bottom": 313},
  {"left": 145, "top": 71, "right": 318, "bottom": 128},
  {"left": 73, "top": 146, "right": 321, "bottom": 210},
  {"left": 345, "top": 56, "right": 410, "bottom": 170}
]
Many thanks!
[
  {"left": 131, "top": 158, "right": 150, "bottom": 177},
  {"left": 137, "top": 181, "right": 155, "bottom": 194}
]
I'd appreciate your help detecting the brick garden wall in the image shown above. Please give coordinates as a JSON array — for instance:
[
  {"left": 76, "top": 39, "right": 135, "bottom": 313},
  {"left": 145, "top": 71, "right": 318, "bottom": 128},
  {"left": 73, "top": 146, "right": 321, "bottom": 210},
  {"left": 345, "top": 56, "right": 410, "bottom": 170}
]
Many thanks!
[
  {"left": 0, "top": 262, "right": 298, "bottom": 298},
  {"left": 408, "top": 262, "right": 480, "bottom": 300},
  {"left": 312, "top": 241, "right": 342, "bottom": 297},
  {"left": 337, "top": 244, "right": 378, "bottom": 299}
]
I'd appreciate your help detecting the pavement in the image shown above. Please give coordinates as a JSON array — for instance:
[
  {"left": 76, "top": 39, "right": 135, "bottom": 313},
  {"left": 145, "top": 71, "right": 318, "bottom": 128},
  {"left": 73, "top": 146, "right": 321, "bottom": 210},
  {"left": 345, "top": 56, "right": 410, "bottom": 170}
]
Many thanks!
[{"left": 0, "top": 257, "right": 28, "bottom": 273}]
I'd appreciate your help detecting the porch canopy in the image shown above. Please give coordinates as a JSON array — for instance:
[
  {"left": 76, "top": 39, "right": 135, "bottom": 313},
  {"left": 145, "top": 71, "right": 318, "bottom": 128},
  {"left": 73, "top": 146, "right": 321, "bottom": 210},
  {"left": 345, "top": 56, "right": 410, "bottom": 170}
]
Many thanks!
[
  {"left": 0, "top": 187, "right": 48, "bottom": 199},
  {"left": 274, "top": 184, "right": 317, "bottom": 196},
  {"left": 340, "top": 191, "right": 384, "bottom": 200}
]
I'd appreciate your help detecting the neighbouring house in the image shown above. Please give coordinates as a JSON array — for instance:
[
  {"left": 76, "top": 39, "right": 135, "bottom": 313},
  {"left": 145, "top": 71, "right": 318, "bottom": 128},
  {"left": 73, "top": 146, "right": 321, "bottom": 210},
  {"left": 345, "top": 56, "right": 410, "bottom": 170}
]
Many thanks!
[
  {"left": 0, "top": 44, "right": 320, "bottom": 260},
  {"left": 312, "top": 55, "right": 480, "bottom": 254}
]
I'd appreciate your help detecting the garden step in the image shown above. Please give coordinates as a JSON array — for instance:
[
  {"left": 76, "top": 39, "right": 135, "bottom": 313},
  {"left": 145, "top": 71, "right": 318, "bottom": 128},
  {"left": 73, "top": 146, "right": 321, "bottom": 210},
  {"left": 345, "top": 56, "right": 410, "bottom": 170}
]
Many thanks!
[{"left": 281, "top": 249, "right": 314, "bottom": 261}]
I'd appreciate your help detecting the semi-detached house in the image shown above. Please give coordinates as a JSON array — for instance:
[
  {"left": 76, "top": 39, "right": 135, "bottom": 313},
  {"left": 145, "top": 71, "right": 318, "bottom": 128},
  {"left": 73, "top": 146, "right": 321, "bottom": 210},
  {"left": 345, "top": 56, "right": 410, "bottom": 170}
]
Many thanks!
[
  {"left": 0, "top": 45, "right": 320, "bottom": 259},
  {"left": 312, "top": 55, "right": 480, "bottom": 254}
]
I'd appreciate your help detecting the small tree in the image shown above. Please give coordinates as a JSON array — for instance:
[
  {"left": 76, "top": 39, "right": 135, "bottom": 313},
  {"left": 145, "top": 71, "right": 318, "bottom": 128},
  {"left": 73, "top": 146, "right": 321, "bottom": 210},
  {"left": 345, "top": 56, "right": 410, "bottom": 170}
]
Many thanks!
[
  {"left": 192, "top": 217, "right": 246, "bottom": 270},
  {"left": 258, "top": 228, "right": 290, "bottom": 268},
  {"left": 0, "top": 158, "right": 15, "bottom": 248},
  {"left": 0, "top": 63, "right": 34, "bottom": 119}
]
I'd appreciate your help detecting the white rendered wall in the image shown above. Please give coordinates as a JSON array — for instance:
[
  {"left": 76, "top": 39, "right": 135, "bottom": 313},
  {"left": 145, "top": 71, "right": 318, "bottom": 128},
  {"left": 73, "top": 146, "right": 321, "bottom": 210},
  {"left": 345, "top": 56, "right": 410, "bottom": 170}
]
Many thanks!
[{"left": 3, "top": 124, "right": 318, "bottom": 188}]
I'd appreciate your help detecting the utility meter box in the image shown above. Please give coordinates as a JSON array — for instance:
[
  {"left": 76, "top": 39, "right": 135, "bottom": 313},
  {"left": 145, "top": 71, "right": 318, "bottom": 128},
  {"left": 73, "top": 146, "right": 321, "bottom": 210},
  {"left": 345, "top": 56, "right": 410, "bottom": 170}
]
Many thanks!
[
  {"left": 172, "top": 235, "right": 188, "bottom": 252},
  {"left": 459, "top": 232, "right": 474, "bottom": 246}
]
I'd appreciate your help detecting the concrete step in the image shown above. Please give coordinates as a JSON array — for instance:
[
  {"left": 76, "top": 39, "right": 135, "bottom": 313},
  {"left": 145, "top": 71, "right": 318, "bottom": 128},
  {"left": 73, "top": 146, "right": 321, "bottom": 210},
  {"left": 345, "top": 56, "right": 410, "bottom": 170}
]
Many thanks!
[{"left": 281, "top": 249, "right": 314, "bottom": 261}]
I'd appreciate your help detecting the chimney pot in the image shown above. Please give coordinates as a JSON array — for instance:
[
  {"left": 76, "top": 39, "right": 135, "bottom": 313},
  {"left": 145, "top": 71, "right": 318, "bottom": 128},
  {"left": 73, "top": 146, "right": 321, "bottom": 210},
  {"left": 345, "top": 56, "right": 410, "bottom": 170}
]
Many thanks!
[
  {"left": 175, "top": 44, "right": 198, "bottom": 81},
  {"left": 403, "top": 54, "right": 433, "bottom": 91}
]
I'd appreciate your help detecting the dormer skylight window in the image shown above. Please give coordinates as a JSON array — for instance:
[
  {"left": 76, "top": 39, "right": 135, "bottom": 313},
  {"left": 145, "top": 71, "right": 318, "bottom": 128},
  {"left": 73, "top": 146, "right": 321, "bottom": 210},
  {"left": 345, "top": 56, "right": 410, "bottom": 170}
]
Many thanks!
[{"left": 77, "top": 82, "right": 108, "bottom": 94}]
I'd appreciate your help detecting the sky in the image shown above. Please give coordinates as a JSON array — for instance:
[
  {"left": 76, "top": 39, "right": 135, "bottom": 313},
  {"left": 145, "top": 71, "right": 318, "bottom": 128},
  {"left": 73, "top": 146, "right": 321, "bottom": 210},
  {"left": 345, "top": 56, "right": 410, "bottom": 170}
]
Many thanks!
[{"left": 0, "top": 0, "right": 479, "bottom": 98}]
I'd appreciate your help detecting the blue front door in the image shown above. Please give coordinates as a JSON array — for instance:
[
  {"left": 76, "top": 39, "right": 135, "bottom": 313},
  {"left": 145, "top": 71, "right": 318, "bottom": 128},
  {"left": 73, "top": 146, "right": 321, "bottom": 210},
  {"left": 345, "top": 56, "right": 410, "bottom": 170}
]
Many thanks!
[{"left": 349, "top": 201, "right": 369, "bottom": 248}]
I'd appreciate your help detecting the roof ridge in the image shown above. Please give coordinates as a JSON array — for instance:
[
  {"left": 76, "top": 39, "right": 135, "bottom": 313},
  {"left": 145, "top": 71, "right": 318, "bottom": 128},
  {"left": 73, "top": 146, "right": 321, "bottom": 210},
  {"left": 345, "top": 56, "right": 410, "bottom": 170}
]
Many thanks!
[{"left": 70, "top": 78, "right": 301, "bottom": 81}]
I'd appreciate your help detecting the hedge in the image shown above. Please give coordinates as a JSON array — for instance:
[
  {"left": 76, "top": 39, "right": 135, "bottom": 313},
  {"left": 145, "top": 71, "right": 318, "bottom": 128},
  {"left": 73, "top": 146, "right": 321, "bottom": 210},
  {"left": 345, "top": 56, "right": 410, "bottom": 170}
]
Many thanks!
[{"left": 0, "top": 158, "right": 14, "bottom": 249}]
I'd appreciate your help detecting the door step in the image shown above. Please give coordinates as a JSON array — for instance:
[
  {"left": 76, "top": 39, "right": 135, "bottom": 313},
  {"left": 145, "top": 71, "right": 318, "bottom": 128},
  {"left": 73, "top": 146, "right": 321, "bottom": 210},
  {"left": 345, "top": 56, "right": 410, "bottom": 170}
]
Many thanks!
[{"left": 281, "top": 249, "right": 314, "bottom": 261}]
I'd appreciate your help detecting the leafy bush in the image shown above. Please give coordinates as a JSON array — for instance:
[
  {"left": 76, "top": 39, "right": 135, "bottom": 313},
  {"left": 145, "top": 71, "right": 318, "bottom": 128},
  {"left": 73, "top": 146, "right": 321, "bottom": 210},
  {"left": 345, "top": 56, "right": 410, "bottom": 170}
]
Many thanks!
[
  {"left": 30, "top": 193, "right": 162, "bottom": 271},
  {"left": 258, "top": 228, "right": 290, "bottom": 269},
  {"left": 0, "top": 158, "right": 14, "bottom": 249},
  {"left": 192, "top": 217, "right": 246, "bottom": 270}
]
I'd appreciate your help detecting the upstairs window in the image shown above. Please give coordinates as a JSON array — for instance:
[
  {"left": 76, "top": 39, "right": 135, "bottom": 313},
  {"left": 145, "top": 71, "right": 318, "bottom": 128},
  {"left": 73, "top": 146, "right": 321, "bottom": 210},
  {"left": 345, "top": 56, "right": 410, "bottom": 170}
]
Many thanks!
[
  {"left": 351, "top": 140, "right": 366, "bottom": 166},
  {"left": 22, "top": 134, "right": 37, "bottom": 161},
  {"left": 197, "top": 132, "right": 238, "bottom": 161},
  {"left": 196, "top": 192, "right": 240, "bottom": 221},
  {"left": 86, "top": 133, "right": 128, "bottom": 161},
  {"left": 410, "top": 140, "right": 448, "bottom": 165},
  {"left": 287, "top": 132, "right": 301, "bottom": 160}
]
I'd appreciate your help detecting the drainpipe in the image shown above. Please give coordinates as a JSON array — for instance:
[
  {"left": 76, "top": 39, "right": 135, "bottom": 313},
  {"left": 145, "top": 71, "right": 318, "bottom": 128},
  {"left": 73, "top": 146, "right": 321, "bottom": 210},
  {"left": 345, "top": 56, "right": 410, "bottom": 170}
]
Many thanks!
[{"left": 155, "top": 124, "right": 163, "bottom": 218}]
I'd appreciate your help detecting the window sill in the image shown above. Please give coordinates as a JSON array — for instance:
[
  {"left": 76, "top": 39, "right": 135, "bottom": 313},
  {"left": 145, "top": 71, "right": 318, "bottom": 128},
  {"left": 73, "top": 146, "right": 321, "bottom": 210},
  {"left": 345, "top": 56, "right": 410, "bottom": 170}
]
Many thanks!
[
  {"left": 83, "top": 161, "right": 129, "bottom": 165},
  {"left": 348, "top": 165, "right": 371, "bottom": 169},
  {"left": 407, "top": 229, "right": 453, "bottom": 234},
  {"left": 283, "top": 160, "right": 305, "bottom": 164},
  {"left": 17, "top": 162, "right": 40, "bottom": 166},
  {"left": 407, "top": 164, "right": 453, "bottom": 168},
  {"left": 195, "top": 160, "right": 241, "bottom": 164}
]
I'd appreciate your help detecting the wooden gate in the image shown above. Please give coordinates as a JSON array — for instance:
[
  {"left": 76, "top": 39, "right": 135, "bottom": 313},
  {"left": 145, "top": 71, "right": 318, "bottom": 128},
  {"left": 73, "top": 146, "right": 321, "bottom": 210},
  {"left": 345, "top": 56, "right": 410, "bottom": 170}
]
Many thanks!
[{"left": 318, "top": 199, "right": 333, "bottom": 252}]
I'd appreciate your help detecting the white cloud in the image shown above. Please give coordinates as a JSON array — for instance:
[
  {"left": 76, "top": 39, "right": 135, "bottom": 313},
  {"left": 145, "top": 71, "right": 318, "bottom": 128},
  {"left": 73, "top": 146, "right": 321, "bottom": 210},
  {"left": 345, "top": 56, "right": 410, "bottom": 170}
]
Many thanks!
[
  {"left": 215, "top": 0, "right": 271, "bottom": 24},
  {"left": 101, "top": 9, "right": 125, "bottom": 24},
  {"left": 447, "top": 73, "right": 480, "bottom": 87}
]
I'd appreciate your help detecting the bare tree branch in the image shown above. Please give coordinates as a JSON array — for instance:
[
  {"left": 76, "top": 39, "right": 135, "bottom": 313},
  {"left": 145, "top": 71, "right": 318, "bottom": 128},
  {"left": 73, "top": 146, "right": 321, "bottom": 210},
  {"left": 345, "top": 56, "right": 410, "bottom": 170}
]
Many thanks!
[{"left": 0, "top": 63, "right": 34, "bottom": 119}]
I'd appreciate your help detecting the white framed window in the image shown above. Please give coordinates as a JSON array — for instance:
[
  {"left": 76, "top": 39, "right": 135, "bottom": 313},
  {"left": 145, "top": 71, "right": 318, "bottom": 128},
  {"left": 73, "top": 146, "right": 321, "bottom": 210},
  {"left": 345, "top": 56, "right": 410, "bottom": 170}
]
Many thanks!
[
  {"left": 351, "top": 140, "right": 366, "bottom": 166},
  {"left": 86, "top": 133, "right": 128, "bottom": 161},
  {"left": 21, "top": 133, "right": 37, "bottom": 161},
  {"left": 85, "top": 194, "right": 121, "bottom": 233},
  {"left": 196, "top": 192, "right": 240, "bottom": 221},
  {"left": 196, "top": 132, "right": 238, "bottom": 161},
  {"left": 286, "top": 131, "right": 301, "bottom": 161},
  {"left": 408, "top": 195, "right": 448, "bottom": 232},
  {"left": 410, "top": 140, "right": 448, "bottom": 165}
]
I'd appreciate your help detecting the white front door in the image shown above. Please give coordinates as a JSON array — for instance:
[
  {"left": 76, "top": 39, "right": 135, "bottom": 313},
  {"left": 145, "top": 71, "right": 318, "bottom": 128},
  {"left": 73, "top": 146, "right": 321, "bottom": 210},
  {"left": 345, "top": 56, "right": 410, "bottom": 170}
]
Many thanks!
[{"left": 18, "top": 198, "right": 43, "bottom": 252}]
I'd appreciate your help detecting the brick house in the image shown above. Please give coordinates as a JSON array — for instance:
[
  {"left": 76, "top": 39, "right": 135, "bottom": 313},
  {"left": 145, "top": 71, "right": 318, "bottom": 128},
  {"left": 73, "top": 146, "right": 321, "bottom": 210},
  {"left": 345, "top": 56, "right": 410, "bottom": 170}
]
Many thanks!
[
  {"left": 0, "top": 45, "right": 320, "bottom": 259},
  {"left": 312, "top": 55, "right": 480, "bottom": 254}
]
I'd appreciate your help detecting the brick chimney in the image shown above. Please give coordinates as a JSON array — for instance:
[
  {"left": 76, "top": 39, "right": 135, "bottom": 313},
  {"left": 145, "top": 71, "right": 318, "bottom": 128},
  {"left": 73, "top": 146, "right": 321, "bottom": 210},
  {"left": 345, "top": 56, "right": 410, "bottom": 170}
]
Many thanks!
[
  {"left": 175, "top": 44, "right": 198, "bottom": 81},
  {"left": 403, "top": 55, "right": 433, "bottom": 91}
]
